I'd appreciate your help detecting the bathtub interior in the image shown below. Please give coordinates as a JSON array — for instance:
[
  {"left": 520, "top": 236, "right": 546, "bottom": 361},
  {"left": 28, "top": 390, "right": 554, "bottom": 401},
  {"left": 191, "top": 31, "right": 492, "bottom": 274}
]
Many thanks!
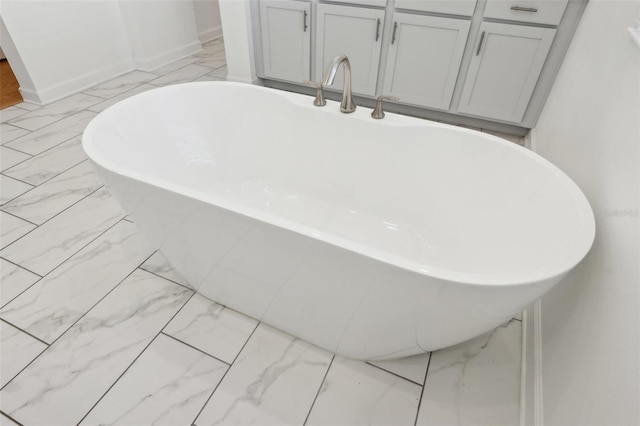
[{"left": 83, "top": 82, "right": 595, "bottom": 286}]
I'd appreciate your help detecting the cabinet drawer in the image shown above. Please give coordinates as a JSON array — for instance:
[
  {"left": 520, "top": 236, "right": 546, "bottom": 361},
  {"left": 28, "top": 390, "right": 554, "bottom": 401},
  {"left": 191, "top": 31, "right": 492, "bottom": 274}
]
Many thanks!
[
  {"left": 483, "top": 0, "right": 568, "bottom": 26},
  {"left": 394, "top": 0, "right": 477, "bottom": 17}
]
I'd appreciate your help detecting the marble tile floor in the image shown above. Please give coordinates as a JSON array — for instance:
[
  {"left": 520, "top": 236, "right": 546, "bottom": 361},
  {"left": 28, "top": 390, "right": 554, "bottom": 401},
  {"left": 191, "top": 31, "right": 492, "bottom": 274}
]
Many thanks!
[{"left": 0, "top": 38, "right": 523, "bottom": 426}]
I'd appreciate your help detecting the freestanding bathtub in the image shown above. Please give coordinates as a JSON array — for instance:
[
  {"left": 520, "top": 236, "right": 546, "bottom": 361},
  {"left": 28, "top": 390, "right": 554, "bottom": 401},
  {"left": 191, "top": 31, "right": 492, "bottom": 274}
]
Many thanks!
[{"left": 82, "top": 82, "right": 594, "bottom": 360}]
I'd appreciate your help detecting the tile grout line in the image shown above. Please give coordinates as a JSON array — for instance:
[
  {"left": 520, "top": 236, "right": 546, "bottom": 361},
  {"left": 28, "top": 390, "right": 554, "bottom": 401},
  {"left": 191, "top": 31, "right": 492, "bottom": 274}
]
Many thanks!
[
  {"left": 0, "top": 410, "right": 25, "bottom": 426},
  {"left": 302, "top": 354, "right": 336, "bottom": 426},
  {"left": 1, "top": 109, "right": 96, "bottom": 156},
  {"left": 83, "top": 82, "right": 156, "bottom": 113},
  {"left": 0, "top": 128, "right": 83, "bottom": 157},
  {"left": 189, "top": 321, "right": 261, "bottom": 426},
  {"left": 0, "top": 256, "right": 43, "bottom": 278},
  {"left": 80, "top": 71, "right": 164, "bottom": 100},
  {"left": 0, "top": 209, "right": 39, "bottom": 227},
  {"left": 5, "top": 97, "right": 104, "bottom": 133},
  {"left": 0, "top": 317, "right": 50, "bottom": 346},
  {"left": 138, "top": 263, "right": 193, "bottom": 292},
  {"left": 159, "top": 331, "right": 231, "bottom": 366},
  {"left": 0, "top": 198, "right": 121, "bottom": 287},
  {"left": 2, "top": 157, "right": 93, "bottom": 190},
  {"left": 0, "top": 172, "right": 34, "bottom": 189},
  {"left": 0, "top": 229, "right": 151, "bottom": 393},
  {"left": 0, "top": 171, "right": 34, "bottom": 187},
  {"left": 365, "top": 360, "right": 426, "bottom": 387},
  {"left": 0, "top": 146, "right": 34, "bottom": 172},
  {"left": 2, "top": 142, "right": 89, "bottom": 187},
  {"left": 0, "top": 328, "right": 49, "bottom": 392},
  {"left": 0, "top": 216, "right": 129, "bottom": 328},
  {"left": 75, "top": 289, "right": 197, "bottom": 426},
  {"left": 3, "top": 107, "right": 95, "bottom": 137},
  {"left": 0, "top": 184, "right": 109, "bottom": 255},
  {"left": 413, "top": 352, "right": 433, "bottom": 426}
]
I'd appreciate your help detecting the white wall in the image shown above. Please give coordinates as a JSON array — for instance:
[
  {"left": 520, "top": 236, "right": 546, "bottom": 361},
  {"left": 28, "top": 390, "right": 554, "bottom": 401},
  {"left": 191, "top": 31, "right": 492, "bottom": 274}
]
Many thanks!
[
  {"left": 0, "top": 1, "right": 134, "bottom": 104},
  {"left": 193, "top": 0, "right": 223, "bottom": 42},
  {"left": 119, "top": 0, "right": 201, "bottom": 72},
  {"left": 531, "top": 1, "right": 640, "bottom": 425},
  {"left": 218, "top": 0, "right": 257, "bottom": 84},
  {"left": 0, "top": 1, "right": 207, "bottom": 104}
]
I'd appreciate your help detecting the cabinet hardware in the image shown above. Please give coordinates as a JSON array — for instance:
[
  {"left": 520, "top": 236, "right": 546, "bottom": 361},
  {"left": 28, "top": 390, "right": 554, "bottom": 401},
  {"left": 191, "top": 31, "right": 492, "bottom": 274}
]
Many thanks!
[
  {"left": 375, "top": 18, "right": 381, "bottom": 41},
  {"left": 391, "top": 22, "right": 398, "bottom": 44},
  {"left": 371, "top": 95, "right": 399, "bottom": 119},
  {"left": 476, "top": 31, "right": 485, "bottom": 55},
  {"left": 304, "top": 80, "right": 326, "bottom": 106},
  {"left": 303, "top": 10, "right": 308, "bottom": 32},
  {"left": 510, "top": 6, "right": 538, "bottom": 12}
]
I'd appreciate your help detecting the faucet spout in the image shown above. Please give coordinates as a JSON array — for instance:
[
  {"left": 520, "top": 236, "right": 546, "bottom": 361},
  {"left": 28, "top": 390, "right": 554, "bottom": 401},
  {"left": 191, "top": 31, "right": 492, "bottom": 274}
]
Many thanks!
[{"left": 321, "top": 54, "right": 356, "bottom": 113}]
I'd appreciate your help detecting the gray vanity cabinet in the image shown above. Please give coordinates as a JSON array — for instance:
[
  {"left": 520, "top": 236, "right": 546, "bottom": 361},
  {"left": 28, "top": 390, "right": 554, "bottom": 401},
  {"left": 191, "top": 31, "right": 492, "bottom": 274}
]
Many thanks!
[
  {"left": 315, "top": 3, "right": 385, "bottom": 96},
  {"left": 382, "top": 13, "right": 471, "bottom": 111},
  {"left": 457, "top": 22, "right": 556, "bottom": 123},
  {"left": 259, "top": 0, "right": 311, "bottom": 83},
  {"left": 253, "top": 0, "right": 586, "bottom": 132}
]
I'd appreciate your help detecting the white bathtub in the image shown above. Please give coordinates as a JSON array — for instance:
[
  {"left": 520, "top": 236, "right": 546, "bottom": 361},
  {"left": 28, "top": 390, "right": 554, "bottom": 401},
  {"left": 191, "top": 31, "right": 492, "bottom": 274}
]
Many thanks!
[{"left": 82, "top": 82, "right": 594, "bottom": 360}]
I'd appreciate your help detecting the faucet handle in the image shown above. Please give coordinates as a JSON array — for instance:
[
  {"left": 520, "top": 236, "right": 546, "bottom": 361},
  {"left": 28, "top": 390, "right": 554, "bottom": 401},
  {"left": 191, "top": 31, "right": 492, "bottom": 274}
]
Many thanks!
[
  {"left": 372, "top": 95, "right": 399, "bottom": 119},
  {"left": 303, "top": 80, "right": 326, "bottom": 107}
]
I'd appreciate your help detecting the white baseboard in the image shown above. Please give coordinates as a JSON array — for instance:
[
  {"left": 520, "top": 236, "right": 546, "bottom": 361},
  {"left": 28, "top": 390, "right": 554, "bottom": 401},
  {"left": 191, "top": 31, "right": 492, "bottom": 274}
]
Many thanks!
[
  {"left": 18, "top": 87, "right": 44, "bottom": 105},
  {"left": 521, "top": 300, "right": 544, "bottom": 426},
  {"left": 23, "top": 60, "right": 135, "bottom": 105},
  {"left": 199, "top": 25, "right": 223, "bottom": 43},
  {"left": 135, "top": 40, "right": 202, "bottom": 72}
]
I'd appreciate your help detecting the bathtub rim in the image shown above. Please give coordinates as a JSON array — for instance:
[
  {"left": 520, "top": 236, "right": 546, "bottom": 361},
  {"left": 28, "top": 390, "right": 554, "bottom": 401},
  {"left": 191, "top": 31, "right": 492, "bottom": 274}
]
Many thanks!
[{"left": 82, "top": 81, "right": 596, "bottom": 288}]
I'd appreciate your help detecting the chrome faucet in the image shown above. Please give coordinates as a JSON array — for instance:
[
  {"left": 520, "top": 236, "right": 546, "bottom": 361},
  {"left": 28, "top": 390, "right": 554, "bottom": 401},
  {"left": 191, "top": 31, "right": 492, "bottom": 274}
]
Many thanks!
[{"left": 321, "top": 54, "right": 356, "bottom": 113}]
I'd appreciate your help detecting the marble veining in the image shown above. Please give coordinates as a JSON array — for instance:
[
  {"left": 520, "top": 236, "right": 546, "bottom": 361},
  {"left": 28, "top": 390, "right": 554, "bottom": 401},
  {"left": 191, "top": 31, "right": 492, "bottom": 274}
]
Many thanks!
[
  {"left": 0, "top": 259, "right": 40, "bottom": 308},
  {"left": 83, "top": 71, "right": 159, "bottom": 99},
  {"left": 140, "top": 251, "right": 189, "bottom": 287},
  {"left": 3, "top": 110, "right": 96, "bottom": 155},
  {"left": 0, "top": 220, "right": 153, "bottom": 343},
  {"left": 87, "top": 83, "right": 157, "bottom": 114},
  {"left": 7, "top": 93, "right": 103, "bottom": 132},
  {"left": 0, "top": 123, "right": 30, "bottom": 145},
  {"left": 417, "top": 319, "right": 522, "bottom": 426},
  {"left": 306, "top": 356, "right": 422, "bottom": 426},
  {"left": 195, "top": 323, "right": 333, "bottom": 426},
  {"left": 0, "top": 147, "right": 30, "bottom": 172},
  {"left": 0, "top": 175, "right": 33, "bottom": 206},
  {"left": 80, "top": 333, "right": 227, "bottom": 426},
  {"left": 0, "top": 106, "right": 30, "bottom": 123},
  {"left": 0, "top": 188, "right": 124, "bottom": 276},
  {"left": 164, "top": 293, "right": 259, "bottom": 364},
  {"left": 0, "top": 38, "right": 523, "bottom": 426},
  {"left": 0, "top": 269, "right": 192, "bottom": 426},
  {"left": 0, "top": 320, "right": 47, "bottom": 388},
  {"left": 0, "top": 211, "right": 36, "bottom": 250},
  {"left": 1, "top": 160, "right": 103, "bottom": 224},
  {"left": 2, "top": 135, "right": 87, "bottom": 186}
]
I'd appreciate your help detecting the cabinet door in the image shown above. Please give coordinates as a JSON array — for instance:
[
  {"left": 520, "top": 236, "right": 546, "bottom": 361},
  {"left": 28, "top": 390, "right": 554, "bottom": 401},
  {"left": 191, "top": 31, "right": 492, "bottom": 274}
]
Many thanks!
[
  {"left": 316, "top": 4, "right": 384, "bottom": 96},
  {"left": 458, "top": 22, "right": 555, "bottom": 123},
  {"left": 259, "top": 0, "right": 311, "bottom": 83},
  {"left": 383, "top": 13, "right": 470, "bottom": 110}
]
